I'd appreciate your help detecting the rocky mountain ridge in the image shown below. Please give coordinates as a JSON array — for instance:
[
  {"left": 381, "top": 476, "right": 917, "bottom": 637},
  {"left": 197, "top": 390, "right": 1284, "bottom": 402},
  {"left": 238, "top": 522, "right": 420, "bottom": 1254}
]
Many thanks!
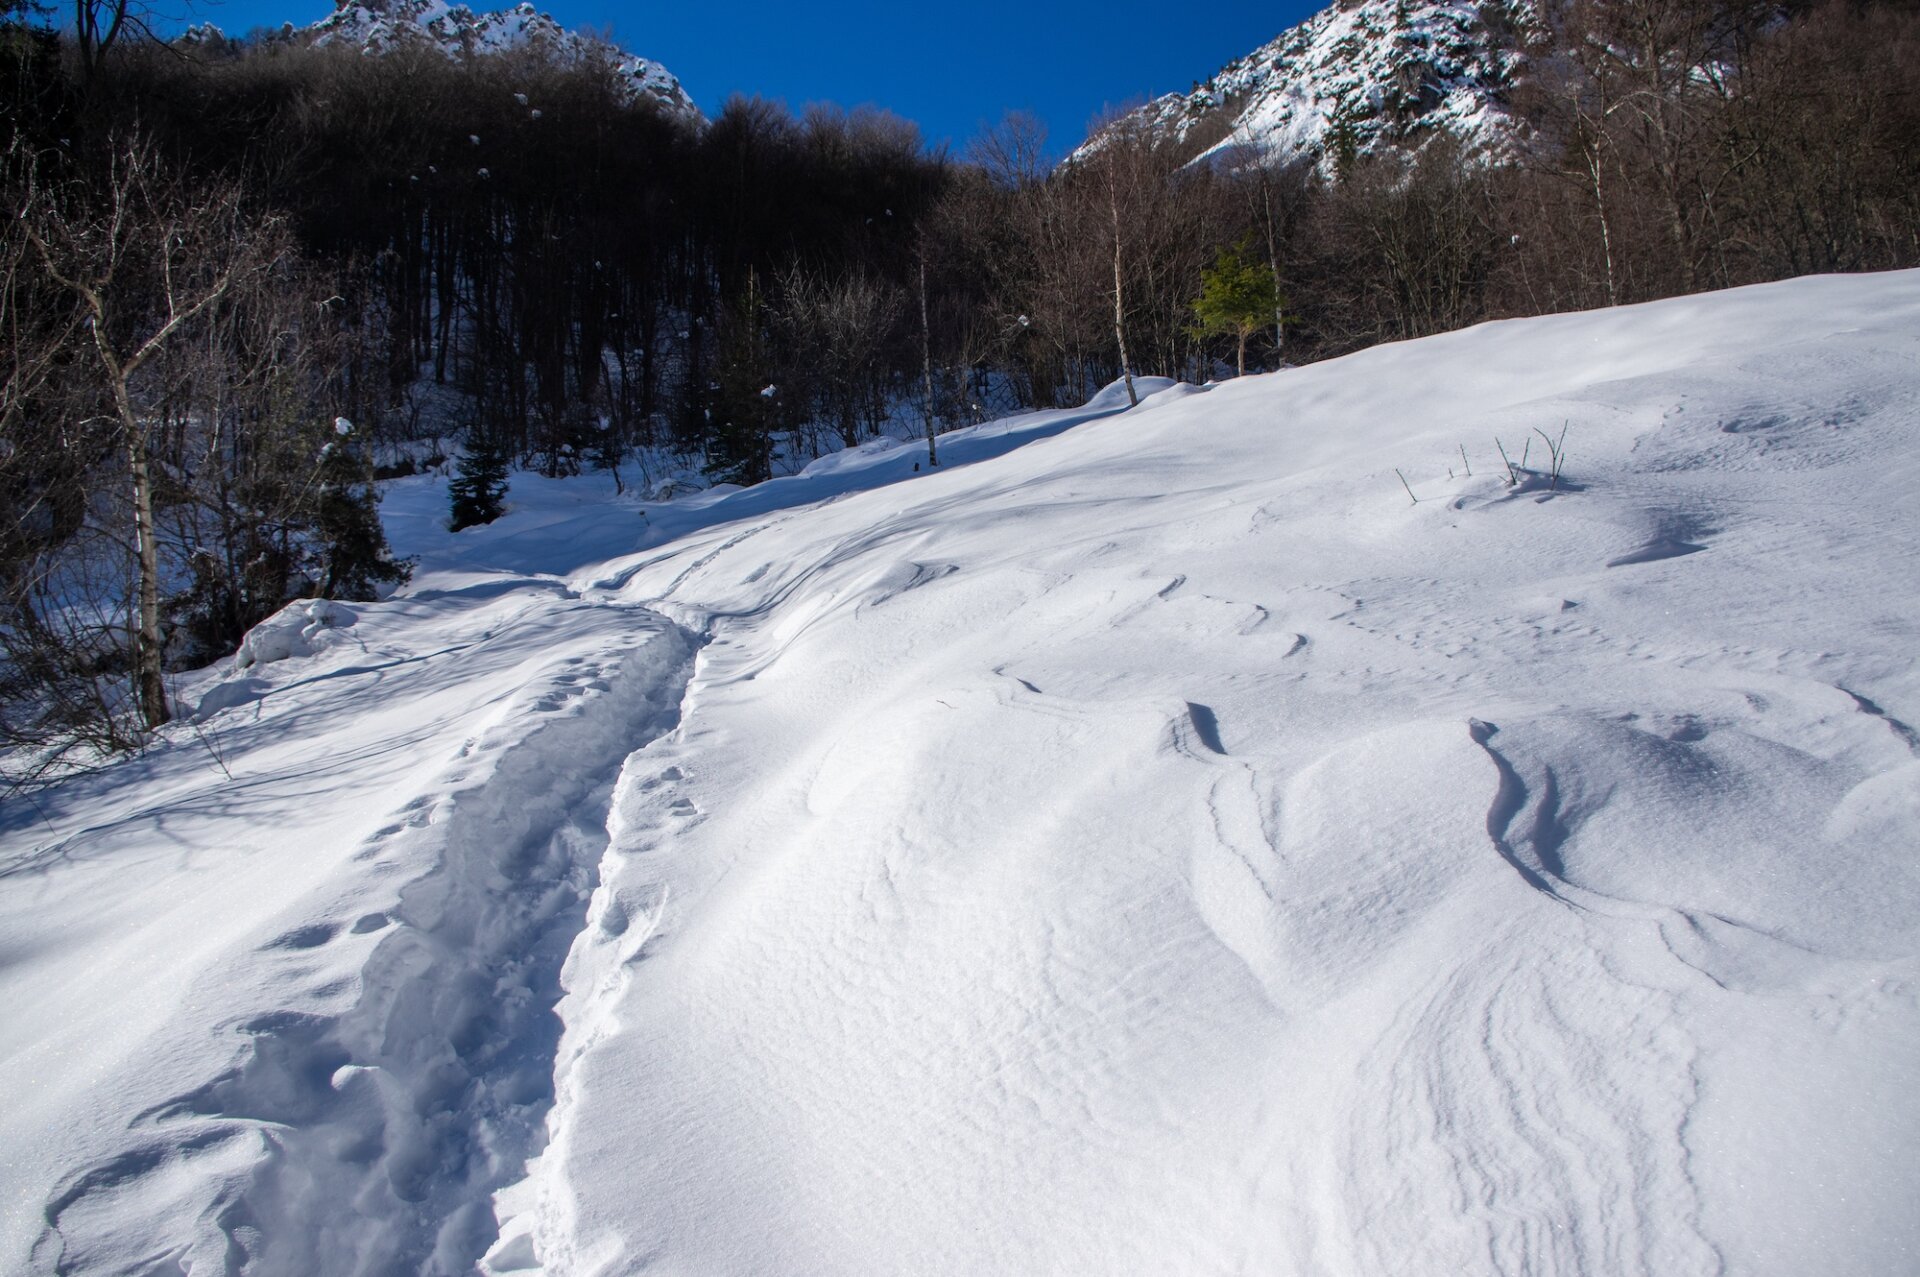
[
  {"left": 187, "top": 0, "right": 702, "bottom": 124},
  {"left": 1079, "top": 0, "right": 1535, "bottom": 171}
]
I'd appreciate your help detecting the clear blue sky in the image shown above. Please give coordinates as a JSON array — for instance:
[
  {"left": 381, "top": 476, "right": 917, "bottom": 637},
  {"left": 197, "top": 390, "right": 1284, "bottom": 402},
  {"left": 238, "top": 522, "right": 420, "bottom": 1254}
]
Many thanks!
[{"left": 159, "top": 0, "right": 1318, "bottom": 156}]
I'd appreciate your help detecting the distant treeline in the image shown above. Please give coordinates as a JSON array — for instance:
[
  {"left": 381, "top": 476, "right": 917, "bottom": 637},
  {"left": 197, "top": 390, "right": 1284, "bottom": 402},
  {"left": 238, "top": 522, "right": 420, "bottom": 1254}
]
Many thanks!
[{"left": 2, "top": 0, "right": 1916, "bottom": 753}]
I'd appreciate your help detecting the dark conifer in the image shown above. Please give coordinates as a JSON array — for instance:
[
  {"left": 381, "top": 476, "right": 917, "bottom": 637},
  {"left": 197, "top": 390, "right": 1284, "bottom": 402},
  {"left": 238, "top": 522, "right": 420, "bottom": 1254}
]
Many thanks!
[
  {"left": 449, "top": 430, "right": 511, "bottom": 530},
  {"left": 315, "top": 418, "right": 412, "bottom": 596}
]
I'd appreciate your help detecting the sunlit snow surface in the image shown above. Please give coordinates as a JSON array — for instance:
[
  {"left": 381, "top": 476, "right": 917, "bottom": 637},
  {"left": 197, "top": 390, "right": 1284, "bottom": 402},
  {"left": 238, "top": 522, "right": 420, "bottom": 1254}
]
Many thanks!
[{"left": 5, "top": 275, "right": 1919, "bottom": 1275}]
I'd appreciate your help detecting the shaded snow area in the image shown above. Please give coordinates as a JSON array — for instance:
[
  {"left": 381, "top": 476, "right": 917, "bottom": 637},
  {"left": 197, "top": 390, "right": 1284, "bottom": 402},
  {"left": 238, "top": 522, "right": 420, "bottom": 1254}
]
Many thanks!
[{"left": 5, "top": 273, "right": 1920, "bottom": 1276}]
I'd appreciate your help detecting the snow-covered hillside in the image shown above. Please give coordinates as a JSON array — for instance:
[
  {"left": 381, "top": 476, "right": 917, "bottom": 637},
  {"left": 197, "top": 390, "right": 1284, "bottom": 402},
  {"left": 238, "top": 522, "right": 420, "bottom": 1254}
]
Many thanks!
[
  {"left": 5, "top": 273, "right": 1919, "bottom": 1275},
  {"left": 1077, "top": 0, "right": 1530, "bottom": 171}
]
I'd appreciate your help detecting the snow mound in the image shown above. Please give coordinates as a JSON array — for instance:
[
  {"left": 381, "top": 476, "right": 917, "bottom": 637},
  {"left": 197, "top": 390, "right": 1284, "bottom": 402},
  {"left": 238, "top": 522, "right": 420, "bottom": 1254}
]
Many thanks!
[
  {"left": 1083, "top": 373, "right": 1178, "bottom": 409},
  {"left": 232, "top": 598, "right": 357, "bottom": 672}
]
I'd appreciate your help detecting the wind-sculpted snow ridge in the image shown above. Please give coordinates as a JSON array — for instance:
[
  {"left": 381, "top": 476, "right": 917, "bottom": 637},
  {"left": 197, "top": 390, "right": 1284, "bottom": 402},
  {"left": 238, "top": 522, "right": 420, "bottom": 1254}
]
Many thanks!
[
  {"left": 306, "top": 0, "right": 702, "bottom": 124},
  {"left": 519, "top": 271, "right": 1920, "bottom": 1275},
  {"left": 1076, "top": 0, "right": 1530, "bottom": 172}
]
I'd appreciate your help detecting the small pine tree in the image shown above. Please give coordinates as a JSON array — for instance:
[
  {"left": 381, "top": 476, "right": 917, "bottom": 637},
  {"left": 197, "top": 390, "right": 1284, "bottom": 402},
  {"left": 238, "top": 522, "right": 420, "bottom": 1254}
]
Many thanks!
[
  {"left": 314, "top": 418, "right": 412, "bottom": 598},
  {"left": 449, "top": 429, "right": 511, "bottom": 531},
  {"left": 704, "top": 271, "right": 777, "bottom": 487},
  {"left": 1191, "top": 240, "right": 1286, "bottom": 378},
  {"left": 1326, "top": 104, "right": 1363, "bottom": 181}
]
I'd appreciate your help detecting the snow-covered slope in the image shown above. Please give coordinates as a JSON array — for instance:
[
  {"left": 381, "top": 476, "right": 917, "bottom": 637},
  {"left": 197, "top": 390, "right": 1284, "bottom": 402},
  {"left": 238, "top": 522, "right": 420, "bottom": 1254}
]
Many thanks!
[
  {"left": 1078, "top": 0, "right": 1530, "bottom": 171},
  {"left": 281, "top": 0, "right": 698, "bottom": 124},
  {"left": 5, "top": 273, "right": 1920, "bottom": 1275}
]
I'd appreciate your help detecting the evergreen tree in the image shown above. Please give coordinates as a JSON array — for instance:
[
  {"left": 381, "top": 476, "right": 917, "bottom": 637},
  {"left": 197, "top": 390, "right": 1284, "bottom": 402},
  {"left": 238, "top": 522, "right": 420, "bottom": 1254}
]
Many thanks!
[
  {"left": 1326, "top": 104, "right": 1363, "bottom": 181},
  {"left": 314, "top": 417, "right": 411, "bottom": 597},
  {"left": 704, "top": 271, "right": 777, "bottom": 487},
  {"left": 1191, "top": 240, "right": 1285, "bottom": 377},
  {"left": 449, "top": 429, "right": 511, "bottom": 530}
]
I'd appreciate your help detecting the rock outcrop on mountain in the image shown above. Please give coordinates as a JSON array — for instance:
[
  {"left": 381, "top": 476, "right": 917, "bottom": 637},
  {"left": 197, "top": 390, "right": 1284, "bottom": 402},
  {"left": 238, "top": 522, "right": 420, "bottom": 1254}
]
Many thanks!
[
  {"left": 1081, "top": 0, "right": 1534, "bottom": 172},
  {"left": 190, "top": 0, "right": 702, "bottom": 125}
]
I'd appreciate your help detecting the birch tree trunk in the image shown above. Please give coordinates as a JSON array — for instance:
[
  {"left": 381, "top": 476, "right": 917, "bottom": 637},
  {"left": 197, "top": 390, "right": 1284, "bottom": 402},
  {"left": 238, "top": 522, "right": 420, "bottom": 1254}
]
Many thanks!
[
  {"left": 1108, "top": 176, "right": 1138, "bottom": 408},
  {"left": 117, "top": 386, "right": 169, "bottom": 729},
  {"left": 1261, "top": 177, "right": 1285, "bottom": 359}
]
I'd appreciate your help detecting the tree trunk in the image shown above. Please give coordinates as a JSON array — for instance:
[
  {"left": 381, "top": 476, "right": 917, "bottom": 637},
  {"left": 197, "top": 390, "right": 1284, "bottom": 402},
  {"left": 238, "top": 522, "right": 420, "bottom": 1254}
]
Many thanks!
[
  {"left": 1109, "top": 185, "right": 1138, "bottom": 408},
  {"left": 108, "top": 362, "right": 170, "bottom": 729},
  {"left": 74, "top": 0, "right": 129, "bottom": 94},
  {"left": 919, "top": 254, "right": 938, "bottom": 468},
  {"left": 1262, "top": 177, "right": 1285, "bottom": 358},
  {"left": 1584, "top": 135, "right": 1620, "bottom": 306}
]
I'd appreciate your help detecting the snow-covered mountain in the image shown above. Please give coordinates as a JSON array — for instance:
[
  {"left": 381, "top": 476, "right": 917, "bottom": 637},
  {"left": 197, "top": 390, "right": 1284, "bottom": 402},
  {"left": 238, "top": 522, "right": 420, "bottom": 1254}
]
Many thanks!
[
  {"left": 201, "top": 0, "right": 703, "bottom": 125},
  {"left": 1080, "top": 0, "right": 1532, "bottom": 171},
  {"left": 6, "top": 271, "right": 1920, "bottom": 1273}
]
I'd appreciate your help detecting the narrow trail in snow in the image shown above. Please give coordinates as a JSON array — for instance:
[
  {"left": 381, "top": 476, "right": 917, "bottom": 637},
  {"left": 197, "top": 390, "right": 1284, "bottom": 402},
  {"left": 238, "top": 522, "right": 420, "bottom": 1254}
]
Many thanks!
[{"left": 33, "top": 606, "right": 698, "bottom": 1277}]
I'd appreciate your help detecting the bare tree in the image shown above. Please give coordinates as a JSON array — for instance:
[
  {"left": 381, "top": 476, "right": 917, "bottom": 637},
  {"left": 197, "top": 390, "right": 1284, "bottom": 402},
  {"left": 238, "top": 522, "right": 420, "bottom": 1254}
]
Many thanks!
[
  {"left": 0, "top": 165, "right": 131, "bottom": 756},
  {"left": 1247, "top": 161, "right": 1304, "bottom": 360},
  {"left": 1713, "top": 0, "right": 1920, "bottom": 280},
  {"left": 1080, "top": 115, "right": 1160, "bottom": 407},
  {"left": 69, "top": 0, "right": 166, "bottom": 92},
  {"left": 14, "top": 136, "right": 288, "bottom": 730},
  {"left": 968, "top": 110, "right": 1050, "bottom": 189},
  {"left": 775, "top": 264, "right": 904, "bottom": 450},
  {"left": 1103, "top": 158, "right": 1138, "bottom": 407},
  {"left": 1542, "top": 0, "right": 1768, "bottom": 296},
  {"left": 1316, "top": 142, "right": 1500, "bottom": 346}
]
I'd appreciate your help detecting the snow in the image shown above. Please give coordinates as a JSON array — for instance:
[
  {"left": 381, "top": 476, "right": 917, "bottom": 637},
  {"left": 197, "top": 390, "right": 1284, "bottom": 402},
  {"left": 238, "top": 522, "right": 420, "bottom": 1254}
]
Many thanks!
[
  {"left": 302, "top": 0, "right": 703, "bottom": 126},
  {"left": 230, "top": 598, "right": 357, "bottom": 675},
  {"left": 1077, "top": 0, "right": 1528, "bottom": 172},
  {"left": 183, "top": 3, "right": 702, "bottom": 124},
  {"left": 5, "top": 272, "right": 1920, "bottom": 1275}
]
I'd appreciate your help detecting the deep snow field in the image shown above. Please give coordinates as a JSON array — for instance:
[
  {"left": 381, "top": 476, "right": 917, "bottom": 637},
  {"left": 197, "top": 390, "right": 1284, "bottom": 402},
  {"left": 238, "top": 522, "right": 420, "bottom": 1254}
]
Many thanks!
[{"left": 4, "top": 272, "right": 1919, "bottom": 1276}]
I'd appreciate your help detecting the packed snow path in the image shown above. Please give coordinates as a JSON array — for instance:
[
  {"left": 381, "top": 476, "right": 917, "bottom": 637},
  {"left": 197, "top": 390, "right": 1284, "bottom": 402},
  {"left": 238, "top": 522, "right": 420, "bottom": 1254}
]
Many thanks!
[
  {"left": 4, "top": 273, "right": 1919, "bottom": 1275},
  {"left": 3, "top": 590, "right": 697, "bottom": 1272}
]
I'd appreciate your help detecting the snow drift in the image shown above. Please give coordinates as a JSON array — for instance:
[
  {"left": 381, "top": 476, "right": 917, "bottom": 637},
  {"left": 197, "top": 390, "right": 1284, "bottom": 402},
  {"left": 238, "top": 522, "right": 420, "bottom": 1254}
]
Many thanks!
[{"left": 3, "top": 271, "right": 1917, "bottom": 1276}]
